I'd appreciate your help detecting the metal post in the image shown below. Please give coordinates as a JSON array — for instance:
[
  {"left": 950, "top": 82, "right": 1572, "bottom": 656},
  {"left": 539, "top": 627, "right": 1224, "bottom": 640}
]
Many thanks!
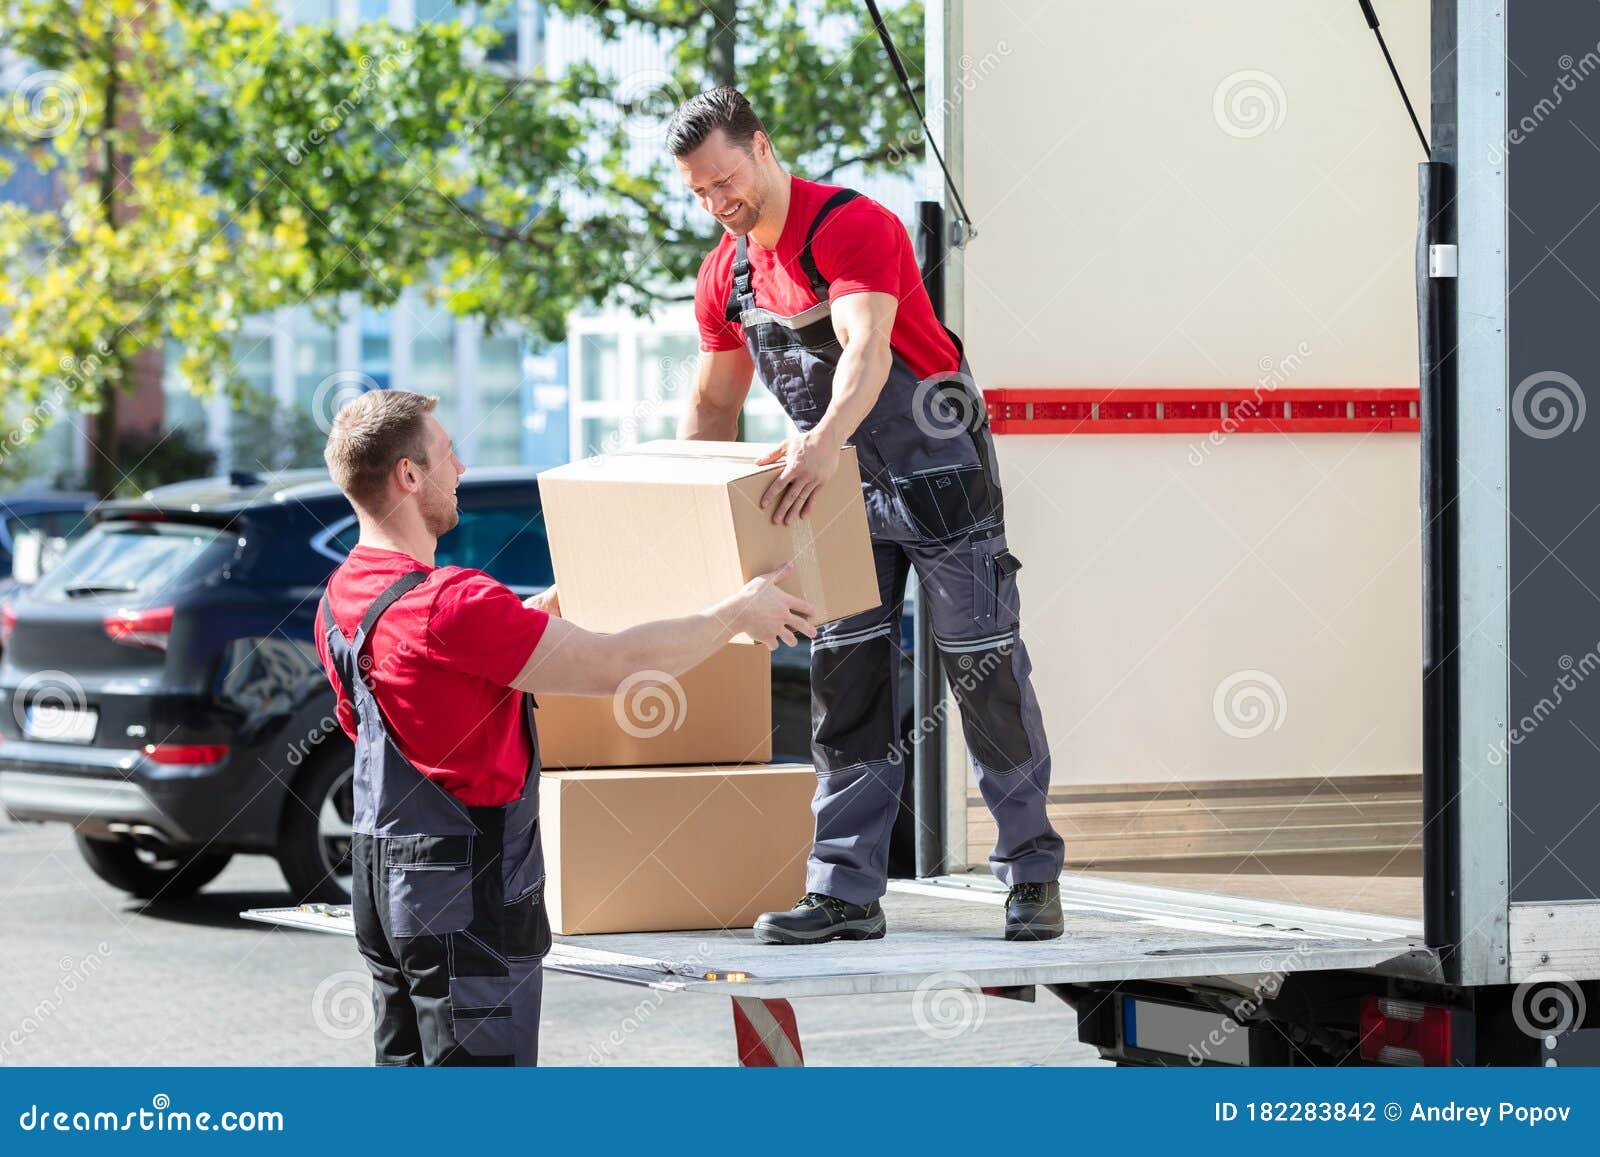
[
  {"left": 913, "top": 199, "right": 949, "bottom": 880},
  {"left": 1417, "top": 157, "right": 1459, "bottom": 964}
]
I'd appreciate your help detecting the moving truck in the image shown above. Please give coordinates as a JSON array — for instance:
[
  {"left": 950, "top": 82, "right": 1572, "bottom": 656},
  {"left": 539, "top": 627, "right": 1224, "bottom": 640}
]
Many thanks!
[{"left": 250, "top": 0, "right": 1600, "bottom": 1066}]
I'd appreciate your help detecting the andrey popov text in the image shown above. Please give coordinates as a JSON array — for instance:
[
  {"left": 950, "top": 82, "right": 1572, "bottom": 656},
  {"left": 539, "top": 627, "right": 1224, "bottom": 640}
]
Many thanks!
[{"left": 1214, "top": 1101, "right": 1573, "bottom": 1126}]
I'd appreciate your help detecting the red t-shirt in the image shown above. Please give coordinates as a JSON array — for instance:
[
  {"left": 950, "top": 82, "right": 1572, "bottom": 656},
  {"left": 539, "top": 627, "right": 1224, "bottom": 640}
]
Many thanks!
[
  {"left": 314, "top": 545, "right": 550, "bottom": 807},
  {"left": 694, "top": 176, "right": 960, "bottom": 381}
]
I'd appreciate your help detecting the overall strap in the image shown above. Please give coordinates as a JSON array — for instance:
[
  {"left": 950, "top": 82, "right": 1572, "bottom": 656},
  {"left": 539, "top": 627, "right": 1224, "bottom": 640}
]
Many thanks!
[
  {"left": 798, "top": 188, "right": 862, "bottom": 299},
  {"left": 358, "top": 570, "right": 429, "bottom": 639},
  {"left": 322, "top": 570, "right": 429, "bottom": 699},
  {"left": 724, "top": 234, "right": 754, "bottom": 323}
]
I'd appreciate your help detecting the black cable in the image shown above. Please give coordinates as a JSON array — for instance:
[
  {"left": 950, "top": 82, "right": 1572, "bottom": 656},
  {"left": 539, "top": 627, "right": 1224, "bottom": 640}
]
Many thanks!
[
  {"left": 862, "top": 0, "right": 974, "bottom": 238},
  {"left": 1358, "top": 0, "right": 1430, "bottom": 158}
]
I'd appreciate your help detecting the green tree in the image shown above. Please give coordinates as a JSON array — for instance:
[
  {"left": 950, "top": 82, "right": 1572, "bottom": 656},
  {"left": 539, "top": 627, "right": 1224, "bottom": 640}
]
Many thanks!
[
  {"left": 539, "top": 0, "right": 928, "bottom": 294},
  {"left": 2, "top": 0, "right": 925, "bottom": 494},
  {"left": 1, "top": 0, "right": 310, "bottom": 497}
]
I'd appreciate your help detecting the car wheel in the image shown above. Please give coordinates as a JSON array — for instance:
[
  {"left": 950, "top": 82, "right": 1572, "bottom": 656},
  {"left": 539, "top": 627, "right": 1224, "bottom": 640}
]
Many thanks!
[
  {"left": 277, "top": 747, "right": 355, "bottom": 904},
  {"left": 73, "top": 833, "right": 232, "bottom": 900}
]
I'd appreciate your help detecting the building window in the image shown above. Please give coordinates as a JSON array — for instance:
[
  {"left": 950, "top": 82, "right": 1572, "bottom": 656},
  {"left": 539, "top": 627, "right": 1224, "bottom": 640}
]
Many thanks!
[
  {"left": 412, "top": 300, "right": 457, "bottom": 412},
  {"left": 360, "top": 308, "right": 392, "bottom": 388},
  {"left": 161, "top": 348, "right": 209, "bottom": 438},
  {"left": 578, "top": 332, "right": 620, "bottom": 405},
  {"left": 290, "top": 308, "right": 337, "bottom": 415},
  {"left": 476, "top": 330, "right": 524, "bottom": 465},
  {"left": 567, "top": 306, "right": 792, "bottom": 457},
  {"left": 286, "top": 0, "right": 338, "bottom": 26}
]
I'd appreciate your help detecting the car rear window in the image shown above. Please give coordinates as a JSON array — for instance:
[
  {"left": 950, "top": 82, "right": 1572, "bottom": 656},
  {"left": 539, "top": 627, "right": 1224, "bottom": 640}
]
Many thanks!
[{"left": 30, "top": 521, "right": 234, "bottom": 603}]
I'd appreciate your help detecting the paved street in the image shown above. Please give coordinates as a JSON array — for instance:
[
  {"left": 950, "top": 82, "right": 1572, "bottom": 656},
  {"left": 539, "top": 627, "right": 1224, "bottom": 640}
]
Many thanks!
[{"left": 0, "top": 814, "right": 1103, "bottom": 1067}]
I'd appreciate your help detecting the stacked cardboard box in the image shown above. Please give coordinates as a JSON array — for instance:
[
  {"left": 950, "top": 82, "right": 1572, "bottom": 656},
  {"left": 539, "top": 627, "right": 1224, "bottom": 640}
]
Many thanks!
[
  {"left": 535, "top": 441, "right": 878, "bottom": 935},
  {"left": 537, "top": 642, "right": 773, "bottom": 769}
]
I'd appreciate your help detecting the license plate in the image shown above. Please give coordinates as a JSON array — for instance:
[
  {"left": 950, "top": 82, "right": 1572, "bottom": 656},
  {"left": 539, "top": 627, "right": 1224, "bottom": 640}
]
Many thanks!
[
  {"left": 24, "top": 704, "right": 98, "bottom": 744},
  {"left": 1124, "top": 997, "right": 1250, "bottom": 1065}
]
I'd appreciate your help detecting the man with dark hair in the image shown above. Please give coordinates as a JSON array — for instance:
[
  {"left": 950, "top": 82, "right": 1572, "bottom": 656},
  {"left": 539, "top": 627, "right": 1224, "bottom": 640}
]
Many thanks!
[
  {"left": 667, "top": 88, "right": 1066, "bottom": 944},
  {"left": 315, "top": 388, "right": 816, "bottom": 1063}
]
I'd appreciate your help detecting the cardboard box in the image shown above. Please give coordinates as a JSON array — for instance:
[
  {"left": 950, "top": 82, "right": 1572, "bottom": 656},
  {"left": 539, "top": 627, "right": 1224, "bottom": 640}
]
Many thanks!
[
  {"left": 539, "top": 763, "right": 816, "bottom": 935},
  {"left": 538, "top": 440, "right": 879, "bottom": 637},
  {"left": 536, "top": 643, "right": 772, "bottom": 769}
]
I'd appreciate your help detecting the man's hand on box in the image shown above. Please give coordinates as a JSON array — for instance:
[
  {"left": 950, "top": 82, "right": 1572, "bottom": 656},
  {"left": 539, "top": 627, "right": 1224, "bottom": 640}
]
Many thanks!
[
  {"left": 523, "top": 586, "right": 560, "bottom": 617},
  {"left": 733, "top": 561, "right": 819, "bottom": 651},
  {"left": 757, "top": 433, "right": 840, "bottom": 526}
]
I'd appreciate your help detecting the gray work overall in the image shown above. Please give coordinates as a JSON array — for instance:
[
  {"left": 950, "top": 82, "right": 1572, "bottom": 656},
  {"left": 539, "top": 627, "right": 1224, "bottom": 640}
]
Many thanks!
[
  {"left": 321, "top": 571, "right": 550, "bottom": 1066},
  {"left": 728, "top": 188, "right": 1066, "bottom": 903}
]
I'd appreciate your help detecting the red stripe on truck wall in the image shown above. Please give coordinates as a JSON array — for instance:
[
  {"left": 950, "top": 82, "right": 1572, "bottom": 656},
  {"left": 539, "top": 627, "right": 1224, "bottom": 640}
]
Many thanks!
[{"left": 983, "top": 388, "right": 1420, "bottom": 434}]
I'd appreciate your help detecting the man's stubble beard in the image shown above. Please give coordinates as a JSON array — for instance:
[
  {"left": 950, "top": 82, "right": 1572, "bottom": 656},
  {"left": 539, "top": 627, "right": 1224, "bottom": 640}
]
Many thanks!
[
  {"left": 721, "top": 171, "right": 767, "bottom": 237},
  {"left": 422, "top": 493, "right": 459, "bottom": 538}
]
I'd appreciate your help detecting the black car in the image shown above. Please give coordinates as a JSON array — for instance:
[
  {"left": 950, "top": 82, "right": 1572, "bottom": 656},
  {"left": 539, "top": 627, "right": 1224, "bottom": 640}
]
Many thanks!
[
  {"left": 0, "top": 491, "right": 97, "bottom": 581},
  {"left": 0, "top": 492, "right": 98, "bottom": 654},
  {"left": 0, "top": 467, "right": 820, "bottom": 904}
]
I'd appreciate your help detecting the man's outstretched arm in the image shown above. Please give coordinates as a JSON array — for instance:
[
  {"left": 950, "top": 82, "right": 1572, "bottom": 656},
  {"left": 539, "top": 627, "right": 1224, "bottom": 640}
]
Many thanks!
[{"left": 509, "top": 563, "right": 814, "bottom": 696}]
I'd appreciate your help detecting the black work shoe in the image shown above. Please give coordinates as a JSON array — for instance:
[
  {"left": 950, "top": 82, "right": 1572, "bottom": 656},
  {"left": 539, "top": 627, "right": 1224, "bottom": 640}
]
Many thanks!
[
  {"left": 1005, "top": 881, "right": 1064, "bottom": 941},
  {"left": 754, "top": 892, "right": 887, "bottom": 945}
]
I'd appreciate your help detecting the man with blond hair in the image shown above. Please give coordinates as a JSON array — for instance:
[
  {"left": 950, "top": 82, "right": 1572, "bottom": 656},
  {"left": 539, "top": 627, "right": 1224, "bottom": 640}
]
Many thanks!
[{"left": 314, "top": 388, "right": 814, "bottom": 1066}]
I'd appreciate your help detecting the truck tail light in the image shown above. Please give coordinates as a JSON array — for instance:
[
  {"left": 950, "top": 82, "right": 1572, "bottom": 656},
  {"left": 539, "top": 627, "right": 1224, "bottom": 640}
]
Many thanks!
[
  {"left": 142, "top": 743, "right": 230, "bottom": 765},
  {"left": 104, "top": 607, "right": 173, "bottom": 651},
  {"left": 1, "top": 602, "right": 15, "bottom": 646},
  {"left": 1359, "top": 995, "right": 1455, "bottom": 1065}
]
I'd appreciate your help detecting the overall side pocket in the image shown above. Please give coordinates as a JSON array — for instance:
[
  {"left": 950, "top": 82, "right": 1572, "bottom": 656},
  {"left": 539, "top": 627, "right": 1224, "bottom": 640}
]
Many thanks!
[{"left": 384, "top": 834, "right": 475, "bottom": 939}]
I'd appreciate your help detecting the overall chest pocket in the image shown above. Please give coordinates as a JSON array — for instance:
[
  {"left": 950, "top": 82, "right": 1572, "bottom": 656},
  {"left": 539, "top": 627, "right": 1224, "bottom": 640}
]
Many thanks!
[{"left": 384, "top": 834, "right": 475, "bottom": 939}]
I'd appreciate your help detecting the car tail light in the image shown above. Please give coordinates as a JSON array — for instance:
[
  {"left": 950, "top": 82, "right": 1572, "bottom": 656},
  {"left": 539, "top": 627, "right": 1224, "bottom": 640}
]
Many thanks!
[
  {"left": 1359, "top": 995, "right": 1455, "bottom": 1065},
  {"left": 104, "top": 607, "right": 174, "bottom": 651},
  {"left": 142, "top": 743, "right": 229, "bottom": 765},
  {"left": 1, "top": 602, "right": 15, "bottom": 645}
]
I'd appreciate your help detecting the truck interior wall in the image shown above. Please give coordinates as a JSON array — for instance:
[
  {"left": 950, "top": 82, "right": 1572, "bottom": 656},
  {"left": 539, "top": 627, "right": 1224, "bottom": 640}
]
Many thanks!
[{"left": 950, "top": 0, "right": 1431, "bottom": 915}]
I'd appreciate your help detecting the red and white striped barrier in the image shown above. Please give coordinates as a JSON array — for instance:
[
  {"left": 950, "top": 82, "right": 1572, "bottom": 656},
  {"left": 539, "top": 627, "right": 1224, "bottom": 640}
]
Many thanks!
[{"left": 731, "top": 996, "right": 804, "bottom": 1068}]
